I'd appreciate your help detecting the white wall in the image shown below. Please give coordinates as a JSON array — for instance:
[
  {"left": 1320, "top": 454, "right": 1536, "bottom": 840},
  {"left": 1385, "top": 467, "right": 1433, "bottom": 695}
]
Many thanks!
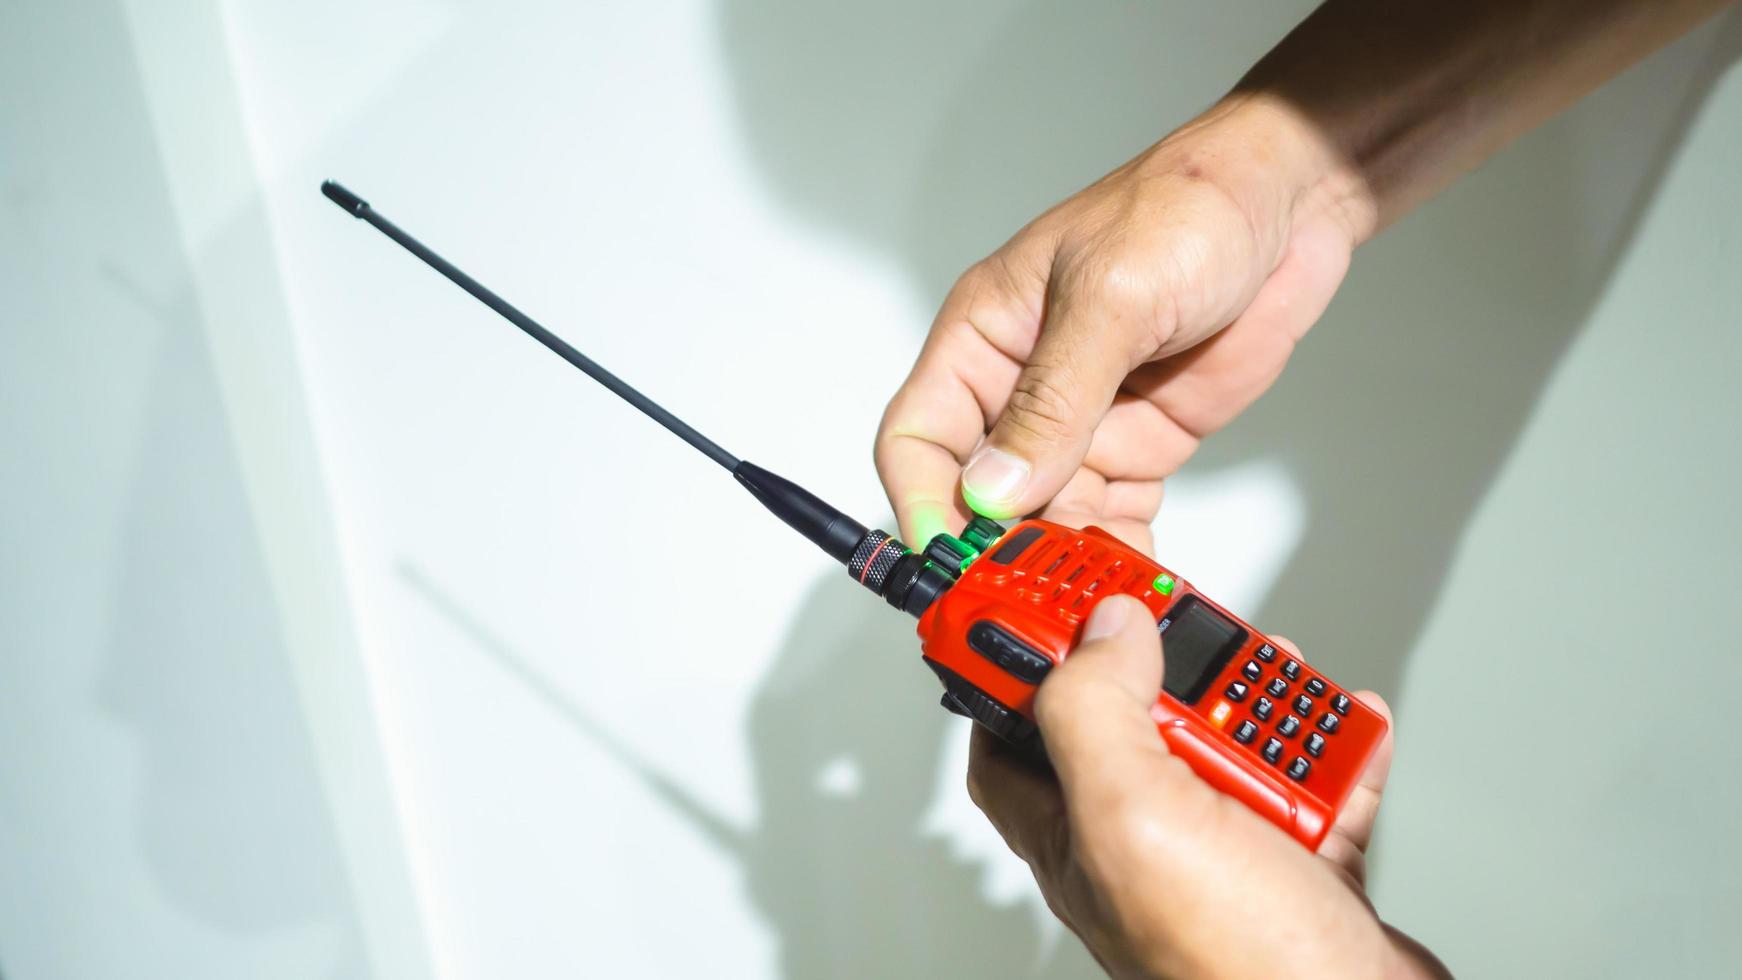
[
  {"left": 4, "top": 1, "right": 1738, "bottom": 977},
  {"left": 0, "top": 1, "right": 423, "bottom": 977}
]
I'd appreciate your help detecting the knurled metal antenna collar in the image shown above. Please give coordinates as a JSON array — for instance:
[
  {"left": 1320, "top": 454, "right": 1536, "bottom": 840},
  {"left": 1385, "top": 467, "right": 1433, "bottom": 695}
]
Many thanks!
[{"left": 848, "top": 530, "right": 907, "bottom": 593}]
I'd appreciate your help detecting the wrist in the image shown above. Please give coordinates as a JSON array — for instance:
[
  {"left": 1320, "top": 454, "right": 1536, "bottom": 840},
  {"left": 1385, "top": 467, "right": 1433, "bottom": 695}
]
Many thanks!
[{"left": 1183, "top": 93, "right": 1377, "bottom": 252}]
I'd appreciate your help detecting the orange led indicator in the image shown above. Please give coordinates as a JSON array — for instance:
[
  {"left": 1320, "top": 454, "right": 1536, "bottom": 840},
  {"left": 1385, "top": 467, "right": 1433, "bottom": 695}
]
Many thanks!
[{"left": 1208, "top": 700, "right": 1233, "bottom": 729}]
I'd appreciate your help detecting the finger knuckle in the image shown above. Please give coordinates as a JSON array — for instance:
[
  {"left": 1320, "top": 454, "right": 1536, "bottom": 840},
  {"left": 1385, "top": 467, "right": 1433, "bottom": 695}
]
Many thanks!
[
  {"left": 871, "top": 423, "right": 907, "bottom": 478},
  {"left": 1003, "top": 369, "right": 1079, "bottom": 444},
  {"left": 959, "top": 257, "right": 1005, "bottom": 292},
  {"left": 1058, "top": 250, "right": 1181, "bottom": 358},
  {"left": 1090, "top": 258, "right": 1155, "bottom": 314},
  {"left": 952, "top": 258, "right": 1023, "bottom": 322}
]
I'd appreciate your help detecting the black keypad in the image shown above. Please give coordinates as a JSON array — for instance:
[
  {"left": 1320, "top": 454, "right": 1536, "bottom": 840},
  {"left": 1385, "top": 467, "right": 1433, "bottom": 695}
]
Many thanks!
[
  {"left": 1304, "top": 677, "right": 1327, "bottom": 697},
  {"left": 1286, "top": 757, "right": 1311, "bottom": 782},
  {"left": 1317, "top": 712, "right": 1341, "bottom": 734},
  {"left": 1265, "top": 677, "right": 1288, "bottom": 698},
  {"left": 1253, "top": 697, "right": 1274, "bottom": 721},
  {"left": 1293, "top": 694, "right": 1313, "bottom": 717},
  {"left": 1281, "top": 659, "right": 1301, "bottom": 680},
  {"left": 1255, "top": 643, "right": 1277, "bottom": 663},
  {"left": 1332, "top": 693, "right": 1352, "bottom": 715},
  {"left": 1242, "top": 660, "right": 1263, "bottom": 682},
  {"left": 1305, "top": 733, "right": 1326, "bottom": 757},
  {"left": 1276, "top": 714, "right": 1300, "bottom": 737},
  {"left": 1262, "top": 738, "right": 1284, "bottom": 764},
  {"left": 1233, "top": 720, "right": 1258, "bottom": 744},
  {"left": 1225, "top": 681, "right": 1249, "bottom": 702}
]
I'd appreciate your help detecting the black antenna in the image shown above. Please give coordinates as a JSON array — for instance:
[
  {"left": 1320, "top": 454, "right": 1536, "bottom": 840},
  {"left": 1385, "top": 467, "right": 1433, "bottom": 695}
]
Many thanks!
[
  {"left": 319, "top": 181, "right": 737, "bottom": 471},
  {"left": 320, "top": 180, "right": 951, "bottom": 615}
]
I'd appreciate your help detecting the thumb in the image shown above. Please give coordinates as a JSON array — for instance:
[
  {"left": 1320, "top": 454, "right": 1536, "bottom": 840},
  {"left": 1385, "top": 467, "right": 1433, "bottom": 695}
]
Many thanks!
[
  {"left": 1031, "top": 595, "right": 1212, "bottom": 825},
  {"left": 961, "top": 279, "right": 1147, "bottom": 518},
  {"left": 1036, "top": 593, "right": 1220, "bottom": 852},
  {"left": 1034, "top": 595, "right": 1170, "bottom": 792}
]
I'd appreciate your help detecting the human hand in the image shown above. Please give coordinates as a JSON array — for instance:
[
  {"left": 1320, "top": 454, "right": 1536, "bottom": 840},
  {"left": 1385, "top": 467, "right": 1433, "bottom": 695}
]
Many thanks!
[
  {"left": 876, "top": 97, "right": 1371, "bottom": 552},
  {"left": 968, "top": 595, "right": 1446, "bottom": 979}
]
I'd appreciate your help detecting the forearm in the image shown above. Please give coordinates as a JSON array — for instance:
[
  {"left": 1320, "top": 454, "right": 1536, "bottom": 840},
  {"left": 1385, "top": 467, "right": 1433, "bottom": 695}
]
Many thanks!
[{"left": 1231, "top": 0, "right": 1733, "bottom": 242}]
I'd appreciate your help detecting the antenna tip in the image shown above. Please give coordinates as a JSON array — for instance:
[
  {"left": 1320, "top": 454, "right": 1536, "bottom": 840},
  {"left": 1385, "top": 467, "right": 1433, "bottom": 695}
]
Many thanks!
[{"left": 321, "top": 180, "right": 369, "bottom": 216}]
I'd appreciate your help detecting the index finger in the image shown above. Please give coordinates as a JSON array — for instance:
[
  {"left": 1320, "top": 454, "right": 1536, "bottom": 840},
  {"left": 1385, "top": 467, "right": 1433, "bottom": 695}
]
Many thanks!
[{"left": 875, "top": 265, "right": 1037, "bottom": 543}]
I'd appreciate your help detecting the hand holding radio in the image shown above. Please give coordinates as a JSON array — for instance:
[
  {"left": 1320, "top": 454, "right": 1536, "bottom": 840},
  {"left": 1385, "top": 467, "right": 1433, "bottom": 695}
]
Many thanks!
[
  {"left": 969, "top": 596, "right": 1447, "bottom": 980},
  {"left": 875, "top": 95, "right": 1365, "bottom": 552},
  {"left": 327, "top": 180, "right": 1405, "bottom": 938}
]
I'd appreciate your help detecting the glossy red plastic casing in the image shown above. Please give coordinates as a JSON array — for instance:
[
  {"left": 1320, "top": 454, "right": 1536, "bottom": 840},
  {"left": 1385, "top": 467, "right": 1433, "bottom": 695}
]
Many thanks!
[{"left": 916, "top": 519, "right": 1386, "bottom": 849}]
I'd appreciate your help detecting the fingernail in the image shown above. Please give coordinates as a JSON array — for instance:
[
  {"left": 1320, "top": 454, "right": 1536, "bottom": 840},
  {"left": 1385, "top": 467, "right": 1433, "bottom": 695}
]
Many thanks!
[
  {"left": 961, "top": 447, "right": 1030, "bottom": 513},
  {"left": 1082, "top": 596, "right": 1133, "bottom": 643}
]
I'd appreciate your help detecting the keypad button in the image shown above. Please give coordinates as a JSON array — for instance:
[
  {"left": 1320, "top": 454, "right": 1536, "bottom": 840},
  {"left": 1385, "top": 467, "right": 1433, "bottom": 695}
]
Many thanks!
[
  {"left": 1233, "top": 720, "right": 1258, "bottom": 744},
  {"left": 1304, "top": 677, "right": 1327, "bottom": 697},
  {"left": 1255, "top": 643, "right": 1277, "bottom": 663},
  {"left": 1276, "top": 714, "right": 1300, "bottom": 737},
  {"left": 1332, "top": 693, "right": 1352, "bottom": 715},
  {"left": 1286, "top": 757, "right": 1311, "bottom": 782},
  {"left": 1242, "top": 660, "right": 1262, "bottom": 682},
  {"left": 1262, "top": 738, "right": 1283, "bottom": 764},
  {"left": 1317, "top": 712, "right": 1341, "bottom": 734},
  {"left": 1281, "top": 659, "right": 1301, "bottom": 680},
  {"left": 1224, "top": 681, "right": 1249, "bottom": 702},
  {"left": 1293, "top": 694, "right": 1313, "bottom": 717},
  {"left": 1253, "top": 697, "right": 1274, "bottom": 721},
  {"left": 1265, "top": 677, "right": 1288, "bottom": 698},
  {"left": 1305, "top": 733, "right": 1326, "bottom": 757}
]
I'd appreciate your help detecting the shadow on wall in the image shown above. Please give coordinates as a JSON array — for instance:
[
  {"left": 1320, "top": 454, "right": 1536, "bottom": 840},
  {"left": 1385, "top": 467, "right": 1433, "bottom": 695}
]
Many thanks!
[
  {"left": 706, "top": 1, "right": 1742, "bottom": 977},
  {"left": 402, "top": 563, "right": 1097, "bottom": 977},
  {"left": 99, "top": 266, "right": 368, "bottom": 979},
  {"left": 4, "top": 0, "right": 369, "bottom": 970}
]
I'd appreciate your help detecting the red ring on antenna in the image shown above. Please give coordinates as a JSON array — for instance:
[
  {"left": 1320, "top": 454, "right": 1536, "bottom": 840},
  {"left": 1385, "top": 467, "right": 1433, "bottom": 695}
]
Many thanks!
[{"left": 858, "top": 536, "right": 896, "bottom": 584}]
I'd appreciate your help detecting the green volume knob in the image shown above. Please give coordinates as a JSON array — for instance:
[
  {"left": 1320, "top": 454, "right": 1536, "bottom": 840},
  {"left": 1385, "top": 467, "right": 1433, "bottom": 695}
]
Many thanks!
[{"left": 960, "top": 516, "right": 1005, "bottom": 553}]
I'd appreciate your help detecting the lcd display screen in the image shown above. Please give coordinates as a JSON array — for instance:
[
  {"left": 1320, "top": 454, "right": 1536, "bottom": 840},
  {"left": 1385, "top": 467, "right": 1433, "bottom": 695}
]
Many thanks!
[{"left": 1158, "top": 596, "right": 1248, "bottom": 704}]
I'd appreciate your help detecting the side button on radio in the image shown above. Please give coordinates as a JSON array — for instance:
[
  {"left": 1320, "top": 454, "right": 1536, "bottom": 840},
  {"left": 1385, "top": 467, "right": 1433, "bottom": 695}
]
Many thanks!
[{"left": 967, "top": 621, "right": 1053, "bottom": 684}]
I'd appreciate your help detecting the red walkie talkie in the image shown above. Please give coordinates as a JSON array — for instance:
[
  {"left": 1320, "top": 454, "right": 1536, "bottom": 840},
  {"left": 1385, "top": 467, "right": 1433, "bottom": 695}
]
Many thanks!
[
  {"left": 324, "top": 182, "right": 1386, "bottom": 850},
  {"left": 910, "top": 518, "right": 1384, "bottom": 848}
]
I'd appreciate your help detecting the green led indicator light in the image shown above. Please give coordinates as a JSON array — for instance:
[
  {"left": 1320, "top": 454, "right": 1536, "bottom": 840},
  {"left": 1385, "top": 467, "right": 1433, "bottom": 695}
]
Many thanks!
[{"left": 1151, "top": 573, "right": 1175, "bottom": 596}]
